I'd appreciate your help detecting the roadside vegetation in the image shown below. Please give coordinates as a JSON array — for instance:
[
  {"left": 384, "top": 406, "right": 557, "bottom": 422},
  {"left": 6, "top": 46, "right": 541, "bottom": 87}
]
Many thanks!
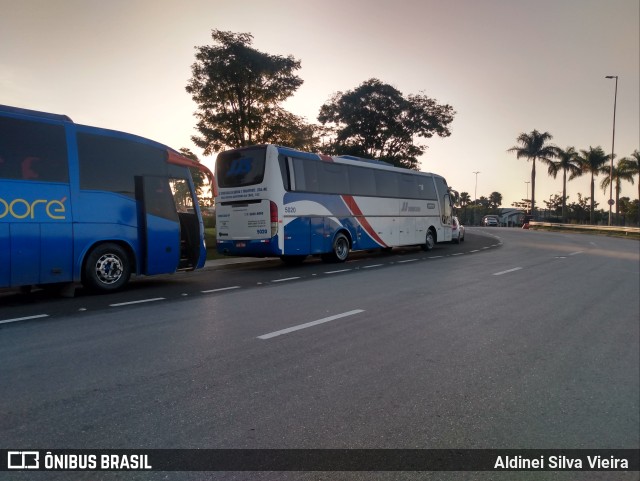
[{"left": 181, "top": 29, "right": 638, "bottom": 229}]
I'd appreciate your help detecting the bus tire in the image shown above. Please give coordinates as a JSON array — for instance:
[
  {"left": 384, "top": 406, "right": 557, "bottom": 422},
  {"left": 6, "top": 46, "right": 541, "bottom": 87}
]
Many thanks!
[
  {"left": 323, "top": 232, "right": 350, "bottom": 263},
  {"left": 422, "top": 229, "right": 436, "bottom": 251},
  {"left": 280, "top": 255, "right": 307, "bottom": 265},
  {"left": 84, "top": 243, "right": 131, "bottom": 292}
]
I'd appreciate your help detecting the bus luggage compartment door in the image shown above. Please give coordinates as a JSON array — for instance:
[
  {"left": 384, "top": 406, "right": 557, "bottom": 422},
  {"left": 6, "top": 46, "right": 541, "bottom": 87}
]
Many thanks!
[{"left": 135, "top": 176, "right": 181, "bottom": 275}]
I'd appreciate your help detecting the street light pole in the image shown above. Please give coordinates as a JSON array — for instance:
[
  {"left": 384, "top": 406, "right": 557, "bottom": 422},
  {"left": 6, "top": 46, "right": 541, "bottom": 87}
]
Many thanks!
[
  {"left": 473, "top": 171, "right": 480, "bottom": 226},
  {"left": 605, "top": 75, "right": 618, "bottom": 226},
  {"left": 473, "top": 171, "right": 480, "bottom": 203}
]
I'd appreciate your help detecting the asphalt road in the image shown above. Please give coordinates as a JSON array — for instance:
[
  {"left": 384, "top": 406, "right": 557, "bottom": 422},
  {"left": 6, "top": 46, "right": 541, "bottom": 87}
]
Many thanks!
[{"left": 1, "top": 228, "right": 638, "bottom": 481}]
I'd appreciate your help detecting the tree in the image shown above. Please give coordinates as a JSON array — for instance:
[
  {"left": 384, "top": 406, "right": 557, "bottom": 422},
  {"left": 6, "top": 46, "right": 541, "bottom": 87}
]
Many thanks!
[
  {"left": 318, "top": 78, "right": 455, "bottom": 169},
  {"left": 575, "top": 146, "right": 609, "bottom": 224},
  {"left": 512, "top": 199, "right": 531, "bottom": 213},
  {"left": 186, "top": 30, "right": 306, "bottom": 154},
  {"left": 488, "top": 192, "right": 503, "bottom": 211},
  {"left": 543, "top": 194, "right": 563, "bottom": 219},
  {"left": 600, "top": 157, "right": 635, "bottom": 224},
  {"left": 567, "top": 193, "right": 593, "bottom": 224},
  {"left": 507, "top": 130, "right": 558, "bottom": 218},
  {"left": 548, "top": 146, "right": 581, "bottom": 223},
  {"left": 259, "top": 107, "right": 321, "bottom": 151},
  {"left": 178, "top": 148, "right": 212, "bottom": 208},
  {"left": 456, "top": 192, "right": 471, "bottom": 223},
  {"left": 618, "top": 197, "right": 639, "bottom": 226},
  {"left": 458, "top": 192, "right": 471, "bottom": 207}
]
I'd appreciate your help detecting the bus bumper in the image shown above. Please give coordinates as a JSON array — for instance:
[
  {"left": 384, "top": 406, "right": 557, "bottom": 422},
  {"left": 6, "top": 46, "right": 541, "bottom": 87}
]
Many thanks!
[{"left": 216, "top": 238, "right": 281, "bottom": 257}]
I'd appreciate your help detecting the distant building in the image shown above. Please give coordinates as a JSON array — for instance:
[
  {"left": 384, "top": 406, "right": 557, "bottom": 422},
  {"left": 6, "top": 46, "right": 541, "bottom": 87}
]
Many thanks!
[{"left": 496, "top": 208, "right": 525, "bottom": 227}]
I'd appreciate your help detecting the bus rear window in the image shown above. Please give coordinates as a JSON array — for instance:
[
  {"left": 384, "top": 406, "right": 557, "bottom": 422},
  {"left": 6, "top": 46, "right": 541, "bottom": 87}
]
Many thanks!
[{"left": 216, "top": 148, "right": 266, "bottom": 188}]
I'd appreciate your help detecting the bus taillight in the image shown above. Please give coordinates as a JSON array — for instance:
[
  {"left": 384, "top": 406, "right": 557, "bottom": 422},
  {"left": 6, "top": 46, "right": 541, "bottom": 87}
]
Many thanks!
[{"left": 270, "top": 201, "right": 278, "bottom": 237}]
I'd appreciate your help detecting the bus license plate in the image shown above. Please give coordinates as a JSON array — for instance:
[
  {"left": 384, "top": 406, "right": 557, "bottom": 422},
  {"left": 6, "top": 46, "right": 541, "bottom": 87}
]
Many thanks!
[{"left": 236, "top": 242, "right": 246, "bottom": 248}]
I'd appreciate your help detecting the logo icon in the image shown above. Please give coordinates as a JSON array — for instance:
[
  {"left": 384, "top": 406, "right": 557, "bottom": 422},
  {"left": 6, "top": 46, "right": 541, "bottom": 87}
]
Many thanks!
[{"left": 7, "top": 451, "right": 39, "bottom": 469}]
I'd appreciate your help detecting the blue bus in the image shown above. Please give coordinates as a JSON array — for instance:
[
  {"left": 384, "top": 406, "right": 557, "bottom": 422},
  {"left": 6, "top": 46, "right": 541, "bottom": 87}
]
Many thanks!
[
  {"left": 0, "top": 104, "right": 213, "bottom": 292},
  {"left": 215, "top": 145, "right": 453, "bottom": 263}
]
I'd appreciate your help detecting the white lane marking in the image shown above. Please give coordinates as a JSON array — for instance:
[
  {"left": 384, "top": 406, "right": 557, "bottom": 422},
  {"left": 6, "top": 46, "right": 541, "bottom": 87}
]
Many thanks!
[
  {"left": 469, "top": 250, "right": 480, "bottom": 253},
  {"left": 493, "top": 267, "right": 523, "bottom": 276},
  {"left": 362, "top": 264, "right": 384, "bottom": 269},
  {"left": 109, "top": 298, "right": 165, "bottom": 307},
  {"left": 397, "top": 259, "right": 418, "bottom": 263},
  {"left": 271, "top": 277, "right": 300, "bottom": 283},
  {"left": 257, "top": 309, "right": 365, "bottom": 340},
  {"left": 451, "top": 253, "right": 464, "bottom": 256},
  {"left": 201, "top": 286, "right": 241, "bottom": 294},
  {"left": 325, "top": 269, "right": 352, "bottom": 274},
  {"left": 428, "top": 256, "right": 443, "bottom": 259},
  {"left": 569, "top": 251, "right": 583, "bottom": 256},
  {"left": 0, "top": 314, "right": 49, "bottom": 325}
]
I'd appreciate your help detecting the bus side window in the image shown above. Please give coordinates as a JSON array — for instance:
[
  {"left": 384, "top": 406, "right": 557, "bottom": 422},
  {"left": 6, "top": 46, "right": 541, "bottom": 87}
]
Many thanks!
[
  {"left": 22, "top": 156, "right": 41, "bottom": 180},
  {"left": 0, "top": 116, "right": 68, "bottom": 182}
]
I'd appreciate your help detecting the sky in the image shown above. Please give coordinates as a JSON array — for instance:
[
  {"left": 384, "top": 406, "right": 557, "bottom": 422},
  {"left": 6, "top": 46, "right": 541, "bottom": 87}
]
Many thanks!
[{"left": 1, "top": 0, "right": 638, "bottom": 209}]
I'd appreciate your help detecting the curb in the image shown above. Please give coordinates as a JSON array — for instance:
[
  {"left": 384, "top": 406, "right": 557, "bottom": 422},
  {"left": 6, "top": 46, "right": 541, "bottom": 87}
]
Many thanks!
[{"left": 203, "top": 256, "right": 274, "bottom": 270}]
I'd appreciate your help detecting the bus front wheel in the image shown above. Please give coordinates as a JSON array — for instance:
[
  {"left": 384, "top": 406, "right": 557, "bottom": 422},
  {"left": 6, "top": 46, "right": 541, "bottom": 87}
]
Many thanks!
[
  {"left": 84, "top": 243, "right": 131, "bottom": 292},
  {"left": 322, "top": 233, "right": 350, "bottom": 263}
]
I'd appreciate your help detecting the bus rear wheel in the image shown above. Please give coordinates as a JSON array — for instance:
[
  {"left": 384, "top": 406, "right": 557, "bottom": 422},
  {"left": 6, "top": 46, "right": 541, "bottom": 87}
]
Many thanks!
[
  {"left": 421, "top": 229, "right": 436, "bottom": 251},
  {"left": 84, "top": 243, "right": 131, "bottom": 292},
  {"left": 322, "top": 233, "right": 350, "bottom": 263}
]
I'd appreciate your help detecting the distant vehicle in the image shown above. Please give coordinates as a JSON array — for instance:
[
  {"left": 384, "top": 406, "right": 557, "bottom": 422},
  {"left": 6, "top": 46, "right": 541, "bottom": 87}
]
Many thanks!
[
  {"left": 482, "top": 215, "right": 499, "bottom": 227},
  {"left": 214, "top": 145, "right": 455, "bottom": 263},
  {"left": 452, "top": 216, "right": 465, "bottom": 243},
  {"left": 0, "top": 104, "right": 213, "bottom": 292}
]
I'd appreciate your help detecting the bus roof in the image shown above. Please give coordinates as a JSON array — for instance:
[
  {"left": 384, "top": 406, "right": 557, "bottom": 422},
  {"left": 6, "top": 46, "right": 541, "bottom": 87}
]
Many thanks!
[
  {"left": 1, "top": 103, "right": 214, "bottom": 185},
  {"left": 0, "top": 104, "right": 73, "bottom": 122}
]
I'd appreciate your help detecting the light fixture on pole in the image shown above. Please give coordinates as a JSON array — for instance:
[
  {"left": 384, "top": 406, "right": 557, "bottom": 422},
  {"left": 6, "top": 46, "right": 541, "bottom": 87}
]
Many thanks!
[{"left": 605, "top": 75, "right": 618, "bottom": 226}]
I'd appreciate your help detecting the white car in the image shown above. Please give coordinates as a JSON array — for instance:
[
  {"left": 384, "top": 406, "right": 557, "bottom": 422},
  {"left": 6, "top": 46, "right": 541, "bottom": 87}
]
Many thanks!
[
  {"left": 452, "top": 216, "right": 465, "bottom": 243},
  {"left": 482, "top": 215, "right": 499, "bottom": 227}
]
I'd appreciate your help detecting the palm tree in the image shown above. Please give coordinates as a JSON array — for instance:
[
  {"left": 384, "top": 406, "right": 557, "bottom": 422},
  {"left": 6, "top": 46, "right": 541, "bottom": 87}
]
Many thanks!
[
  {"left": 508, "top": 130, "right": 558, "bottom": 218},
  {"left": 600, "top": 157, "right": 635, "bottom": 224},
  {"left": 576, "top": 146, "right": 609, "bottom": 224},
  {"left": 630, "top": 150, "right": 640, "bottom": 203},
  {"left": 458, "top": 192, "right": 471, "bottom": 224},
  {"left": 548, "top": 146, "right": 582, "bottom": 223},
  {"left": 489, "top": 191, "right": 503, "bottom": 212}
]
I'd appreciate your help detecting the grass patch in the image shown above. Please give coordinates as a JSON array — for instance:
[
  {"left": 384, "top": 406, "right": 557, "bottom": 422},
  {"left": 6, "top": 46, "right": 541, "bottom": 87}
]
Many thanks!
[{"left": 204, "top": 228, "right": 229, "bottom": 260}]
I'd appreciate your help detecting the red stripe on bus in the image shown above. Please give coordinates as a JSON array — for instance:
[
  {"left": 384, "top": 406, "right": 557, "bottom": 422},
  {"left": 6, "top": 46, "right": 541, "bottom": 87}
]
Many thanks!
[{"left": 341, "top": 195, "right": 387, "bottom": 247}]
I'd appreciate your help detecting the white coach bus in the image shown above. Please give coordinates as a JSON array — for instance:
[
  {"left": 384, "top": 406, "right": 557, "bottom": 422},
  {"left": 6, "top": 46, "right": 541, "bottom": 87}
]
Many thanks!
[{"left": 215, "top": 145, "right": 453, "bottom": 264}]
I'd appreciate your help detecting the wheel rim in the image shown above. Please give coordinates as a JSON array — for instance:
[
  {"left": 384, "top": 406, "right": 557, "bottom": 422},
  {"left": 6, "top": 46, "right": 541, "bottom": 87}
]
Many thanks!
[
  {"left": 335, "top": 237, "right": 349, "bottom": 261},
  {"left": 95, "top": 253, "right": 124, "bottom": 285},
  {"left": 426, "top": 232, "right": 435, "bottom": 250}
]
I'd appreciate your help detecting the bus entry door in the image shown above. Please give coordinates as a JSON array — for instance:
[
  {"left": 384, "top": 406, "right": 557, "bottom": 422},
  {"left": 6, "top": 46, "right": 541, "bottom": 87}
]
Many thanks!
[{"left": 135, "top": 176, "right": 180, "bottom": 275}]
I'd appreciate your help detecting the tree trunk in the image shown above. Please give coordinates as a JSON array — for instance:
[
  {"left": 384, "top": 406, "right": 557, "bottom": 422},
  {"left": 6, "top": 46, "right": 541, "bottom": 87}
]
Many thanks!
[
  {"left": 562, "top": 168, "right": 567, "bottom": 223},
  {"left": 590, "top": 174, "right": 595, "bottom": 224},
  {"left": 531, "top": 159, "right": 536, "bottom": 218}
]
